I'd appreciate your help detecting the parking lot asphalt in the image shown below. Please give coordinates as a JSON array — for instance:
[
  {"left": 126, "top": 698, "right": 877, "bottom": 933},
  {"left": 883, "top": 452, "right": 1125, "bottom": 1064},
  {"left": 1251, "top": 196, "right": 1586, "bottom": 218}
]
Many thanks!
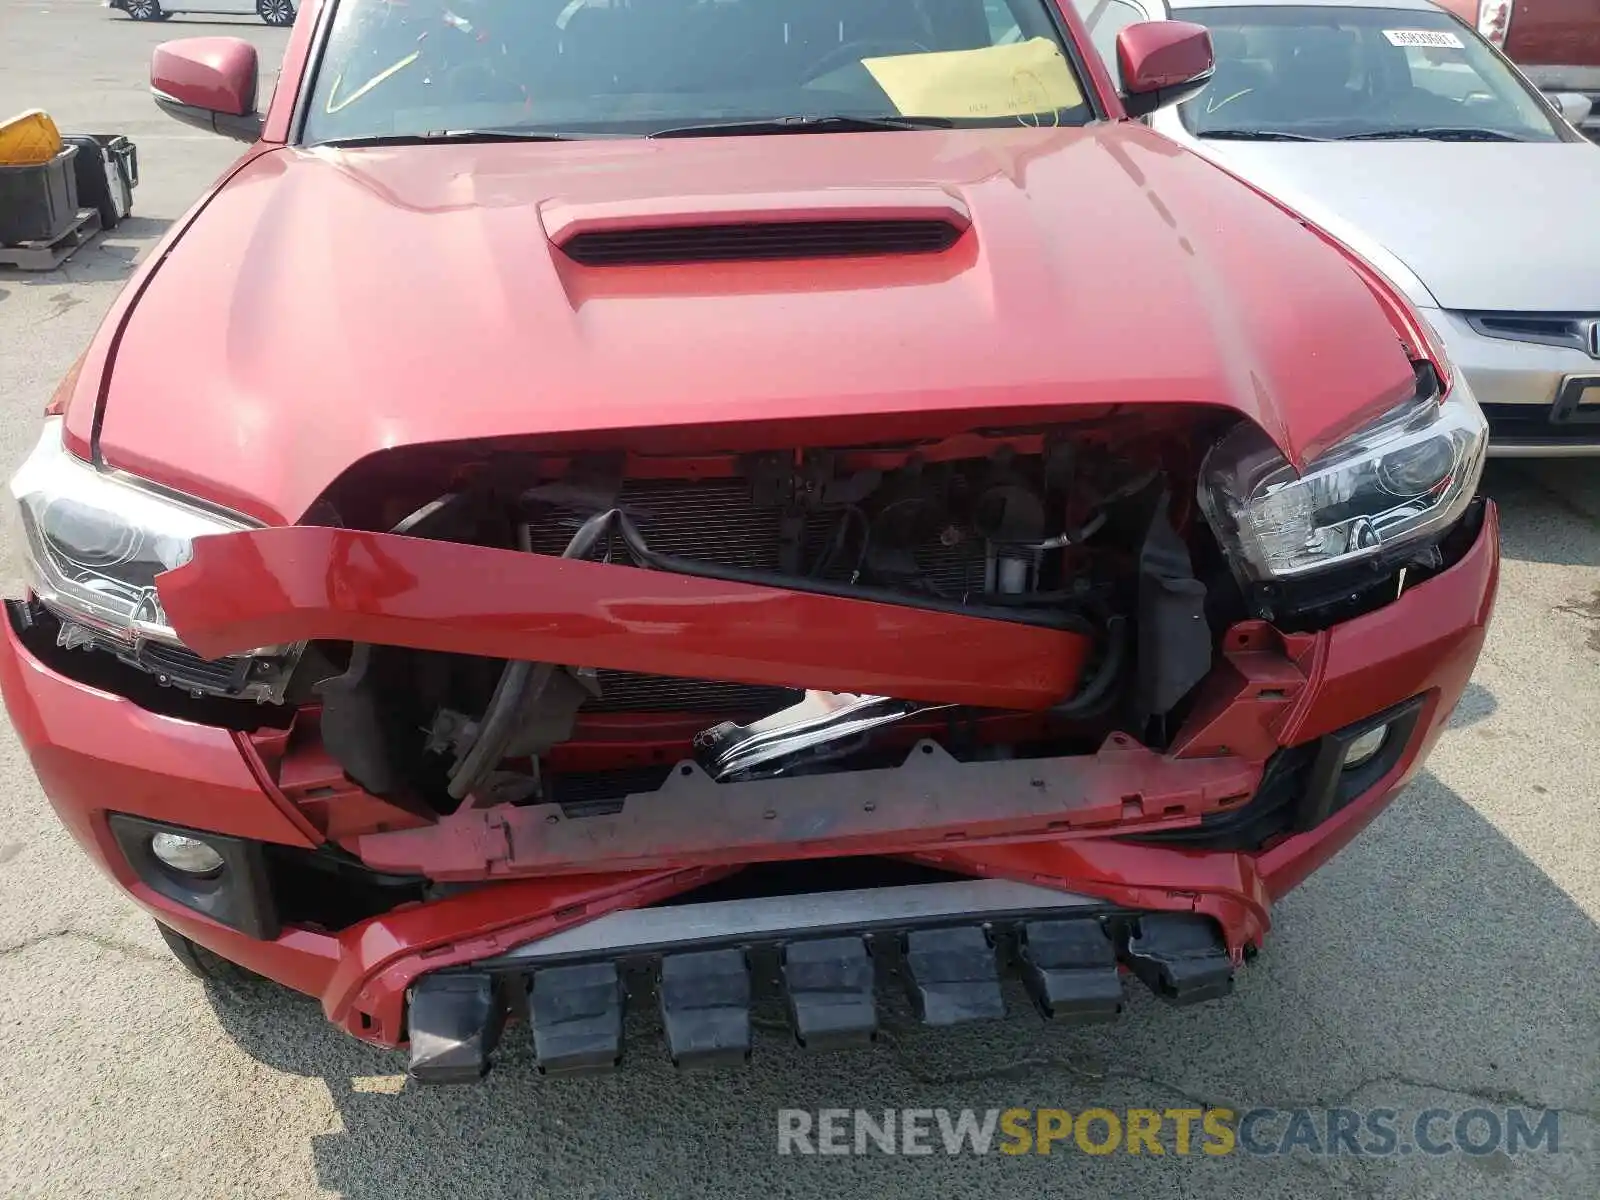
[{"left": 1, "top": 3, "right": 1597, "bottom": 1196}]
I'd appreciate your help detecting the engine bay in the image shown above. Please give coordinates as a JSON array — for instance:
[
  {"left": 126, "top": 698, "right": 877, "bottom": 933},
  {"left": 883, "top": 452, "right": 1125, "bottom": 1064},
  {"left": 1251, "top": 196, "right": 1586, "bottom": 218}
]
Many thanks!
[{"left": 293, "top": 425, "right": 1220, "bottom": 815}]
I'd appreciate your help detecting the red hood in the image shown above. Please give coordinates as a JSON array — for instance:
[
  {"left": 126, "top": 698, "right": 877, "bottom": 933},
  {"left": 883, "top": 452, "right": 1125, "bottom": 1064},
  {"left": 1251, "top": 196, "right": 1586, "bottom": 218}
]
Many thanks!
[{"left": 98, "top": 124, "right": 1415, "bottom": 525}]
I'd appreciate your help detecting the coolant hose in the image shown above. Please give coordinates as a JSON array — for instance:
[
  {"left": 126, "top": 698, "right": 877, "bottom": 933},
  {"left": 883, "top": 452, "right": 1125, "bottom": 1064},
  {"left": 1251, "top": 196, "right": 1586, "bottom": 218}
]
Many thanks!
[
  {"left": 1049, "top": 614, "right": 1127, "bottom": 718},
  {"left": 446, "top": 510, "right": 619, "bottom": 801}
]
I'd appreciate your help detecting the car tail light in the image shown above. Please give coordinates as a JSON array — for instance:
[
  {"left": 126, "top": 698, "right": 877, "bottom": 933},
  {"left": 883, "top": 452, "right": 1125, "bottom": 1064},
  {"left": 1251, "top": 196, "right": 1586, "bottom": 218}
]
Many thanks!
[{"left": 1476, "top": 0, "right": 1513, "bottom": 48}]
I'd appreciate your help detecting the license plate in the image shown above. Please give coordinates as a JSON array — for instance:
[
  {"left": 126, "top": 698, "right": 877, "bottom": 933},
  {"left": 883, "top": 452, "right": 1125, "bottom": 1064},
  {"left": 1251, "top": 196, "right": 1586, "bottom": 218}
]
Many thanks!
[{"left": 1551, "top": 376, "right": 1600, "bottom": 424}]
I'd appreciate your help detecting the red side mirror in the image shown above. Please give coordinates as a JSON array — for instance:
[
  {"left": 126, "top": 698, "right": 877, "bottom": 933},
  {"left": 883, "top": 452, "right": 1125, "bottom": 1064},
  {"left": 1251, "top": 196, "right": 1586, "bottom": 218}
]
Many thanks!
[
  {"left": 1116, "top": 21, "right": 1216, "bottom": 118},
  {"left": 151, "top": 38, "right": 262, "bottom": 143}
]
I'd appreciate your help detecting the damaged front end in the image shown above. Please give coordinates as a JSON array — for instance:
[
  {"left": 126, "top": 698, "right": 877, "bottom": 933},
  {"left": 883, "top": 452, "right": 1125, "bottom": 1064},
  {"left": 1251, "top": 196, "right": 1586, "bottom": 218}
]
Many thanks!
[
  {"left": 159, "top": 417, "right": 1223, "bottom": 819},
  {"left": 4, "top": 366, "right": 1495, "bottom": 1074}
]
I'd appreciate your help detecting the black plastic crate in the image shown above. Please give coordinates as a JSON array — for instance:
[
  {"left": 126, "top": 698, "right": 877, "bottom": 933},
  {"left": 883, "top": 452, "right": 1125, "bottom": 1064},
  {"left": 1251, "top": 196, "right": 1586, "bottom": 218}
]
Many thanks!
[
  {"left": 0, "top": 145, "right": 80, "bottom": 245},
  {"left": 61, "top": 134, "right": 137, "bottom": 230}
]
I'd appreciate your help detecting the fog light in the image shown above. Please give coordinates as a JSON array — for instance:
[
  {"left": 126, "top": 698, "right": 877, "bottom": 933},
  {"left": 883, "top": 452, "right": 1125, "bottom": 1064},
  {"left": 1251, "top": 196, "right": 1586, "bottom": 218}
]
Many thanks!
[
  {"left": 150, "top": 832, "right": 225, "bottom": 877},
  {"left": 1341, "top": 726, "right": 1388, "bottom": 771}
]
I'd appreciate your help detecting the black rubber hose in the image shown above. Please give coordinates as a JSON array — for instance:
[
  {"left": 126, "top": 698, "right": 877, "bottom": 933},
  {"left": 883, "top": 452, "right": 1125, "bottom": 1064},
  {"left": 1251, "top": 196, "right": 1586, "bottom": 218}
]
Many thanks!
[
  {"left": 1050, "top": 615, "right": 1128, "bottom": 718},
  {"left": 446, "top": 509, "right": 619, "bottom": 801}
]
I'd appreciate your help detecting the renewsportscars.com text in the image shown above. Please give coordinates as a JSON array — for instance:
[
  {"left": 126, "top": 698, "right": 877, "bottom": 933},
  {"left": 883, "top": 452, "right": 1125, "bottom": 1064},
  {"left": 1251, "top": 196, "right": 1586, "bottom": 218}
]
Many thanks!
[{"left": 776, "top": 1106, "right": 1563, "bottom": 1158}]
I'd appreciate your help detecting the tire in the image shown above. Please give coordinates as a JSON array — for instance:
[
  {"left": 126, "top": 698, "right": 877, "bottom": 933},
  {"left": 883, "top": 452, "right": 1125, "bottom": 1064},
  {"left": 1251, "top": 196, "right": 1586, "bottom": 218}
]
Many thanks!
[
  {"left": 155, "top": 921, "right": 262, "bottom": 986},
  {"left": 124, "top": 0, "right": 164, "bottom": 18},
  {"left": 256, "top": 0, "right": 295, "bottom": 26}
]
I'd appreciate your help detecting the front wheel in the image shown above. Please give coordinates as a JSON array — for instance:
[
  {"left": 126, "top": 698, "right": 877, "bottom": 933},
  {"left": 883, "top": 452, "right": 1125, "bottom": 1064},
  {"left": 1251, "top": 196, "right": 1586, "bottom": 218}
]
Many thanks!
[
  {"left": 124, "top": 0, "right": 165, "bottom": 19},
  {"left": 257, "top": 0, "right": 294, "bottom": 26}
]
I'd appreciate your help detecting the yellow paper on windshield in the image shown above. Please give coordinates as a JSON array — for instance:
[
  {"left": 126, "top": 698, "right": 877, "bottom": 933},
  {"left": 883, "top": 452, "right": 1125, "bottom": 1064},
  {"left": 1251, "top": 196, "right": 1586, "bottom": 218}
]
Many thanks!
[{"left": 862, "top": 38, "right": 1082, "bottom": 121}]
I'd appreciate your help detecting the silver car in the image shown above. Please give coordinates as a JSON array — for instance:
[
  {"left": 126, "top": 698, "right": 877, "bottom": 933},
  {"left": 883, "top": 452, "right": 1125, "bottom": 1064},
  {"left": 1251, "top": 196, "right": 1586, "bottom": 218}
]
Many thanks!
[
  {"left": 1073, "top": 0, "right": 1600, "bottom": 455},
  {"left": 108, "top": 0, "right": 295, "bottom": 25}
]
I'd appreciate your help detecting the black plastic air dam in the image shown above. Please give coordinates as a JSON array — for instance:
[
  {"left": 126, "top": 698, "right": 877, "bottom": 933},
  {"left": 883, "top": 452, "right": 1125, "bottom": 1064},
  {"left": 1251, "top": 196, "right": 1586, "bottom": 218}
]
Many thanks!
[{"left": 403, "top": 883, "right": 1234, "bottom": 1080}]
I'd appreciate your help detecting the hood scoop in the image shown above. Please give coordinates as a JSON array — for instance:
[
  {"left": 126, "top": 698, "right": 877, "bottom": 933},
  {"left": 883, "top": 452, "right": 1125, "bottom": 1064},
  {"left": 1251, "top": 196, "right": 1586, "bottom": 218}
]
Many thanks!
[{"left": 542, "top": 187, "right": 969, "bottom": 266}]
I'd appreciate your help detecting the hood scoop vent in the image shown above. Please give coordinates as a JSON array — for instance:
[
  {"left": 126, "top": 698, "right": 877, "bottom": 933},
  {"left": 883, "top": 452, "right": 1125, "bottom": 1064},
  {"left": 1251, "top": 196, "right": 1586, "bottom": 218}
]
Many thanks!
[
  {"left": 543, "top": 188, "right": 970, "bottom": 267},
  {"left": 561, "top": 218, "right": 963, "bottom": 266}
]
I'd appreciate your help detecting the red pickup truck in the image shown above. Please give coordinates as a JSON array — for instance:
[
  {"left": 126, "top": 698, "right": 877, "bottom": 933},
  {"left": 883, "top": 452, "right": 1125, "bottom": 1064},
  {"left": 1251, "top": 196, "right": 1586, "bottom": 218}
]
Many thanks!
[{"left": 1442, "top": 0, "right": 1600, "bottom": 137}]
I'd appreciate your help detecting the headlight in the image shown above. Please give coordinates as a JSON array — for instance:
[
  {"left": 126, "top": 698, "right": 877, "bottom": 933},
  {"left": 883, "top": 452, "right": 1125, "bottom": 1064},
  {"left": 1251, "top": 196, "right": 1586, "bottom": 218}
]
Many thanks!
[
  {"left": 10, "top": 418, "right": 252, "bottom": 647},
  {"left": 1198, "top": 373, "right": 1487, "bottom": 584}
]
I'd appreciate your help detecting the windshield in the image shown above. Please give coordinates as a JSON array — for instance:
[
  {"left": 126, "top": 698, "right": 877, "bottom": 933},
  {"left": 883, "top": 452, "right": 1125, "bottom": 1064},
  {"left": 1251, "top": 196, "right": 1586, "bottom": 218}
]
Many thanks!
[
  {"left": 1176, "top": 6, "right": 1562, "bottom": 142},
  {"left": 301, "top": 0, "right": 1095, "bottom": 144}
]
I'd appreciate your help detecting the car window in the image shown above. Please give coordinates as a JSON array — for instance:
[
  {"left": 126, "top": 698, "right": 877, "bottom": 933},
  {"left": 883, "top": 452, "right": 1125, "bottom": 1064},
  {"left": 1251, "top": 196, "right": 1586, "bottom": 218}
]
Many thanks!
[
  {"left": 1403, "top": 44, "right": 1490, "bottom": 104},
  {"left": 985, "top": 0, "right": 1022, "bottom": 42},
  {"left": 1175, "top": 5, "right": 1561, "bottom": 141},
  {"left": 1068, "top": 0, "right": 1149, "bottom": 91},
  {"left": 302, "top": 0, "right": 1095, "bottom": 143}
]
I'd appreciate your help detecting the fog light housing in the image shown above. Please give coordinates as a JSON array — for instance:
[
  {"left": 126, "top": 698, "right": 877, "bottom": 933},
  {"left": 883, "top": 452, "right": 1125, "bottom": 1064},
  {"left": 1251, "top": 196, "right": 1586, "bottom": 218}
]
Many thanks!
[
  {"left": 107, "top": 814, "right": 279, "bottom": 939},
  {"left": 1340, "top": 726, "right": 1389, "bottom": 771},
  {"left": 150, "top": 831, "right": 225, "bottom": 877}
]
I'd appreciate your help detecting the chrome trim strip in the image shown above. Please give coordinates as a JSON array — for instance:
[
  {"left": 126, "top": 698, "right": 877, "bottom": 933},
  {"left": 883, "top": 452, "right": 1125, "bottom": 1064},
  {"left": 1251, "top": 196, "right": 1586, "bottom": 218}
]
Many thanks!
[
  {"left": 1488, "top": 442, "right": 1600, "bottom": 458},
  {"left": 489, "top": 880, "right": 1102, "bottom": 965}
]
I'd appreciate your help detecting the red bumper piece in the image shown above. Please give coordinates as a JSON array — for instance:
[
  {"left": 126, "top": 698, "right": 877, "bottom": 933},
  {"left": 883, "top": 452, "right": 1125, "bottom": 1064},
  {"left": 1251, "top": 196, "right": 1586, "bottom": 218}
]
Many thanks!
[{"left": 158, "top": 526, "right": 1090, "bottom": 710}]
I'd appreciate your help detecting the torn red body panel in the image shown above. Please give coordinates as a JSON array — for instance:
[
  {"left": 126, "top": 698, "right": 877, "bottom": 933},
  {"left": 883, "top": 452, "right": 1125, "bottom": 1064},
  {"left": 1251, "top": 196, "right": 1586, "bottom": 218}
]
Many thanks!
[{"left": 158, "top": 526, "right": 1091, "bottom": 709}]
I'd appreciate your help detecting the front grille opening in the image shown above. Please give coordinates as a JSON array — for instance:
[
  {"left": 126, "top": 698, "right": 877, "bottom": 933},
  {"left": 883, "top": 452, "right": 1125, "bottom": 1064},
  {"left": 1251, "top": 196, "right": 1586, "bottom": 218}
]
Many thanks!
[
  {"left": 523, "top": 475, "right": 994, "bottom": 718},
  {"left": 559, "top": 218, "right": 963, "bottom": 266},
  {"left": 1467, "top": 312, "right": 1594, "bottom": 352},
  {"left": 1481, "top": 404, "right": 1600, "bottom": 447},
  {"left": 584, "top": 670, "right": 800, "bottom": 715}
]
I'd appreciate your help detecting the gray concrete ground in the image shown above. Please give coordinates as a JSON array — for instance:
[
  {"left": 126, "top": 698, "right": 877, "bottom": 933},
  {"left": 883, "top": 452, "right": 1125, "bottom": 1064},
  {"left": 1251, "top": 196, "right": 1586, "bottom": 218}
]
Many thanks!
[{"left": 0, "top": 2, "right": 1597, "bottom": 1196}]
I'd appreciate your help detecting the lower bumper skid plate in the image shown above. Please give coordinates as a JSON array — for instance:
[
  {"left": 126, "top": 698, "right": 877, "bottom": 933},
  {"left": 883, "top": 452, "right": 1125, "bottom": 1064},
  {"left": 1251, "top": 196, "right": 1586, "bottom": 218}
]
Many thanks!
[
  {"left": 660, "top": 948, "right": 753, "bottom": 1069},
  {"left": 407, "top": 974, "right": 505, "bottom": 1084},
  {"left": 1124, "top": 913, "right": 1235, "bottom": 1004},
  {"left": 401, "top": 884, "right": 1237, "bottom": 1081},
  {"left": 526, "top": 962, "right": 624, "bottom": 1075},
  {"left": 783, "top": 937, "right": 877, "bottom": 1049},
  {"left": 1019, "top": 918, "right": 1124, "bottom": 1022},
  {"left": 903, "top": 926, "right": 1006, "bottom": 1026}
]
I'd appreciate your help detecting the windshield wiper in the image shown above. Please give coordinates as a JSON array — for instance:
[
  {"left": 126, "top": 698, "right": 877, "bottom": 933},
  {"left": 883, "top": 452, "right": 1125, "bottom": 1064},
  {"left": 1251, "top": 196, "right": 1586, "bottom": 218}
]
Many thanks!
[
  {"left": 317, "top": 128, "right": 579, "bottom": 148},
  {"left": 1200, "top": 129, "right": 1329, "bottom": 142},
  {"left": 650, "top": 114, "right": 955, "bottom": 138},
  {"left": 1337, "top": 127, "right": 1529, "bottom": 142}
]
